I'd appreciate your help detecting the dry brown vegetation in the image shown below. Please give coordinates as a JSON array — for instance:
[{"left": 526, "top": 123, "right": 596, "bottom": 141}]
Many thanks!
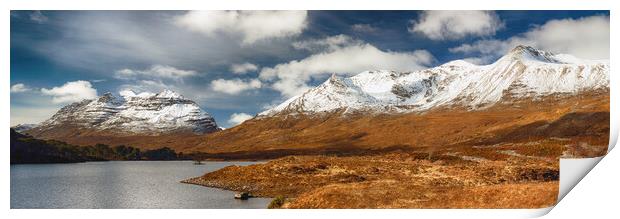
[
  {"left": 178, "top": 92, "right": 607, "bottom": 208},
  {"left": 183, "top": 150, "right": 559, "bottom": 208},
  {"left": 183, "top": 91, "right": 609, "bottom": 159},
  {"left": 287, "top": 181, "right": 558, "bottom": 209},
  {"left": 26, "top": 127, "right": 206, "bottom": 151}
]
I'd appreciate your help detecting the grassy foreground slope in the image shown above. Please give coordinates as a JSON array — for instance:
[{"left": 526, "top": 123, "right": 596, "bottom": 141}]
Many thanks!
[{"left": 182, "top": 92, "right": 607, "bottom": 208}]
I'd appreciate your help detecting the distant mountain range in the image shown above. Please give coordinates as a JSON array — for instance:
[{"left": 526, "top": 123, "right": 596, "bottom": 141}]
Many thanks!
[
  {"left": 11, "top": 123, "right": 38, "bottom": 133},
  {"left": 183, "top": 45, "right": 609, "bottom": 158},
  {"left": 260, "top": 45, "right": 608, "bottom": 116},
  {"left": 20, "top": 45, "right": 610, "bottom": 156}
]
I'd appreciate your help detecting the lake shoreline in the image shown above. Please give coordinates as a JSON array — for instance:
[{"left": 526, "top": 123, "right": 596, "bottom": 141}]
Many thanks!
[
  {"left": 10, "top": 158, "right": 271, "bottom": 165},
  {"left": 182, "top": 151, "right": 560, "bottom": 209}
]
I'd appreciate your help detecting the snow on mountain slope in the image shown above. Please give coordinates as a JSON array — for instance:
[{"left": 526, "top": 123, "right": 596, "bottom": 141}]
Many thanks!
[
  {"left": 260, "top": 45, "right": 609, "bottom": 116},
  {"left": 11, "top": 124, "right": 38, "bottom": 133},
  {"left": 32, "top": 90, "right": 219, "bottom": 135}
]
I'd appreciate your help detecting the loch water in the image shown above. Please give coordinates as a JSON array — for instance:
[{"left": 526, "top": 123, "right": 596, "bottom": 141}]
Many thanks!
[{"left": 10, "top": 161, "right": 270, "bottom": 209}]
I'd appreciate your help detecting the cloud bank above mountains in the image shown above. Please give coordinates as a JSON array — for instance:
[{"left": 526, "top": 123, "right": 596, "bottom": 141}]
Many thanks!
[
  {"left": 175, "top": 11, "right": 308, "bottom": 44},
  {"left": 10, "top": 10, "right": 610, "bottom": 127},
  {"left": 260, "top": 37, "right": 434, "bottom": 97},
  {"left": 409, "top": 11, "right": 503, "bottom": 40},
  {"left": 40, "top": 81, "right": 98, "bottom": 104},
  {"left": 450, "top": 15, "right": 609, "bottom": 63}
]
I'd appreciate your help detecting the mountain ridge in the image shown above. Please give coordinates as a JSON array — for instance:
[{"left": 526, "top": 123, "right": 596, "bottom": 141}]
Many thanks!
[
  {"left": 28, "top": 89, "right": 220, "bottom": 138},
  {"left": 22, "top": 45, "right": 609, "bottom": 155},
  {"left": 11, "top": 124, "right": 38, "bottom": 133},
  {"left": 259, "top": 45, "right": 609, "bottom": 117}
]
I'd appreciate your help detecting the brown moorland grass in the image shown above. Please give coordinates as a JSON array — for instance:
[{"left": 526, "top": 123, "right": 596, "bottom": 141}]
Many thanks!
[
  {"left": 183, "top": 151, "right": 559, "bottom": 208},
  {"left": 286, "top": 181, "right": 558, "bottom": 209}
]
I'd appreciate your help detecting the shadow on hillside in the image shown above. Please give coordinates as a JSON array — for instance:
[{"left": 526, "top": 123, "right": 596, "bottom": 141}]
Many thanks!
[{"left": 479, "top": 111, "right": 609, "bottom": 144}]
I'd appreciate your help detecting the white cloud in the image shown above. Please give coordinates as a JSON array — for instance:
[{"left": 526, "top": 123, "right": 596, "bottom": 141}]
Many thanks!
[
  {"left": 41, "top": 80, "right": 98, "bottom": 104},
  {"left": 351, "top": 24, "right": 376, "bottom": 32},
  {"left": 292, "top": 34, "right": 362, "bottom": 52},
  {"left": 11, "top": 83, "right": 31, "bottom": 93},
  {"left": 409, "top": 11, "right": 503, "bottom": 40},
  {"left": 260, "top": 36, "right": 434, "bottom": 97},
  {"left": 450, "top": 15, "right": 610, "bottom": 60},
  {"left": 119, "top": 89, "right": 139, "bottom": 97},
  {"left": 462, "top": 57, "right": 492, "bottom": 65},
  {"left": 114, "top": 69, "right": 136, "bottom": 80},
  {"left": 175, "top": 11, "right": 308, "bottom": 44},
  {"left": 115, "top": 65, "right": 197, "bottom": 80},
  {"left": 20, "top": 11, "right": 300, "bottom": 76},
  {"left": 29, "top": 11, "right": 48, "bottom": 24},
  {"left": 230, "top": 62, "right": 259, "bottom": 74},
  {"left": 117, "top": 79, "right": 222, "bottom": 108},
  {"left": 118, "top": 80, "right": 177, "bottom": 95},
  {"left": 449, "top": 39, "right": 507, "bottom": 55},
  {"left": 210, "top": 78, "right": 263, "bottom": 95},
  {"left": 228, "top": 112, "right": 254, "bottom": 126}
]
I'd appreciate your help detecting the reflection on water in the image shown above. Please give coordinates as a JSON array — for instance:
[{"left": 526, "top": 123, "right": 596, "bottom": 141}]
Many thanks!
[{"left": 10, "top": 161, "right": 270, "bottom": 209}]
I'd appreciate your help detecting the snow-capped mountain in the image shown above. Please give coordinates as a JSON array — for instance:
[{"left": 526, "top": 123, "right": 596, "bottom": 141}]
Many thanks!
[
  {"left": 260, "top": 45, "right": 609, "bottom": 116},
  {"left": 11, "top": 124, "right": 38, "bottom": 133},
  {"left": 30, "top": 90, "right": 219, "bottom": 135}
]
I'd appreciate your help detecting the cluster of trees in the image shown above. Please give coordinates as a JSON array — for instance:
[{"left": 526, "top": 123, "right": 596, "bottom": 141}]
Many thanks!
[{"left": 10, "top": 129, "right": 181, "bottom": 164}]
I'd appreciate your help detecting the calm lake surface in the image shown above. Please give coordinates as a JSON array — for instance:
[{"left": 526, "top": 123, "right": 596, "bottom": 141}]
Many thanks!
[{"left": 10, "top": 161, "right": 270, "bottom": 209}]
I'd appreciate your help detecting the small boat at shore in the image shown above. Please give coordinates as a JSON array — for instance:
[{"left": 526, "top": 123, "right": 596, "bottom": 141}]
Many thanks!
[
  {"left": 193, "top": 160, "right": 204, "bottom": 165},
  {"left": 234, "top": 192, "right": 251, "bottom": 200}
]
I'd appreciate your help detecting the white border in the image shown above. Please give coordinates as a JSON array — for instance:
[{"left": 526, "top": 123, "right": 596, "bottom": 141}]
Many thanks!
[
  {"left": 2, "top": 0, "right": 616, "bottom": 218},
  {"left": 547, "top": 148, "right": 620, "bottom": 218}
]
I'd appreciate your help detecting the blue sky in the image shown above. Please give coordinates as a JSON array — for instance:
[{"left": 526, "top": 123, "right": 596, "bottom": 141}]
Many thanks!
[{"left": 10, "top": 10, "right": 610, "bottom": 127}]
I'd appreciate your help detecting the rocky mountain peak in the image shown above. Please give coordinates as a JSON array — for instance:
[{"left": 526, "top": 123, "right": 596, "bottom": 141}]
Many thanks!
[
  {"left": 29, "top": 89, "right": 220, "bottom": 136},
  {"left": 260, "top": 46, "right": 609, "bottom": 117},
  {"left": 501, "top": 45, "right": 562, "bottom": 63},
  {"left": 155, "top": 89, "right": 183, "bottom": 99},
  {"left": 97, "top": 92, "right": 121, "bottom": 104}
]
